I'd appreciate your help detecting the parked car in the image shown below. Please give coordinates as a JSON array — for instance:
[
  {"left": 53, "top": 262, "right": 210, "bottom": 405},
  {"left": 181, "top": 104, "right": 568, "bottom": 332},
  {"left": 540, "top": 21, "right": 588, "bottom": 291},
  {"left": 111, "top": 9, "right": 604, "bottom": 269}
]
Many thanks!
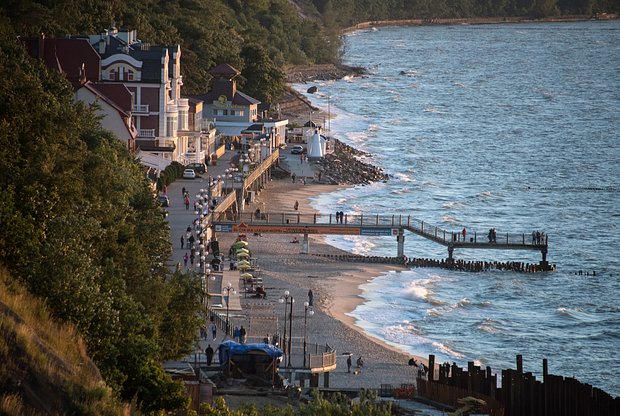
[
  {"left": 186, "top": 162, "right": 207, "bottom": 174},
  {"left": 291, "top": 145, "right": 305, "bottom": 154},
  {"left": 158, "top": 195, "right": 170, "bottom": 207},
  {"left": 182, "top": 169, "right": 196, "bottom": 179}
]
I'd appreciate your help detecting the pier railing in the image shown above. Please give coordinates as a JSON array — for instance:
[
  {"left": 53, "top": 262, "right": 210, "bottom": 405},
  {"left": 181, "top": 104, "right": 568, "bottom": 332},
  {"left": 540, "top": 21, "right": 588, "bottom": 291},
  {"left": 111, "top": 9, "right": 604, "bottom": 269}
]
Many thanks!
[{"left": 211, "top": 211, "right": 547, "bottom": 248}]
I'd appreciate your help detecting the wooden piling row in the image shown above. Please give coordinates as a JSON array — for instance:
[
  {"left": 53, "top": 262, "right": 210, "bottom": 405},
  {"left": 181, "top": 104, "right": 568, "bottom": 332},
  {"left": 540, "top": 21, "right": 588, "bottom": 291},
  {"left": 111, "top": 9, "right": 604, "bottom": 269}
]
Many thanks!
[{"left": 417, "top": 354, "right": 619, "bottom": 416}]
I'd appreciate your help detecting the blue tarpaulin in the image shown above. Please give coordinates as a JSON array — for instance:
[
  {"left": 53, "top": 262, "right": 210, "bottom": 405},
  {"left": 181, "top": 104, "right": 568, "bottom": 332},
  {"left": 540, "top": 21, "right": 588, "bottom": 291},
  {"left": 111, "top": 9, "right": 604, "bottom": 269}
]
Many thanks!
[{"left": 218, "top": 340, "right": 283, "bottom": 364}]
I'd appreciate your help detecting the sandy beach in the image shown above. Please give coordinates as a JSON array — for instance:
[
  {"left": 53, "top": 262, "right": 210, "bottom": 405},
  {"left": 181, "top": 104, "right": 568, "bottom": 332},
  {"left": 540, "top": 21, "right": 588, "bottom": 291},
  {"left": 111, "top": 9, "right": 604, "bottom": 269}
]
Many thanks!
[{"left": 215, "top": 179, "right": 427, "bottom": 390}]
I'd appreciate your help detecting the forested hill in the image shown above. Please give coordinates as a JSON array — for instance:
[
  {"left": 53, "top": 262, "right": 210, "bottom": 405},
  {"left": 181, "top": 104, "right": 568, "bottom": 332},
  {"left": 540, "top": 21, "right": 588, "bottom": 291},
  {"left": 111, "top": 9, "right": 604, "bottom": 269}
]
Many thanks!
[
  {"left": 296, "top": 0, "right": 620, "bottom": 28},
  {"left": 3, "top": 0, "right": 618, "bottom": 101}
]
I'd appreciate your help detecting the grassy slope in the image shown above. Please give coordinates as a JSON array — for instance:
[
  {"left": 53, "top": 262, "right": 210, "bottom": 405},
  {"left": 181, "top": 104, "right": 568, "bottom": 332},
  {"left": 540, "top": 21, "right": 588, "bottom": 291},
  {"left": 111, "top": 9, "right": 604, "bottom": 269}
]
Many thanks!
[{"left": 0, "top": 268, "right": 122, "bottom": 416}]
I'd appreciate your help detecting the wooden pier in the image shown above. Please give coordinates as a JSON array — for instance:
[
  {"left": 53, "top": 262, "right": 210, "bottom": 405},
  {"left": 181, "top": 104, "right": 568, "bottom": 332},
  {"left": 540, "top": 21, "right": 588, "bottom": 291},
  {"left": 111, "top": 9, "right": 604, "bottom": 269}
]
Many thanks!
[{"left": 211, "top": 211, "right": 551, "bottom": 269}]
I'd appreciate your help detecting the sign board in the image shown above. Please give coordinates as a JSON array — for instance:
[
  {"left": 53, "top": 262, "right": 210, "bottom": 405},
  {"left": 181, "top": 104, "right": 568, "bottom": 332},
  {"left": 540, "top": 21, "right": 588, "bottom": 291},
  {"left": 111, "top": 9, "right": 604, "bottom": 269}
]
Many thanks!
[
  {"left": 214, "top": 224, "right": 233, "bottom": 233},
  {"left": 360, "top": 228, "right": 397, "bottom": 236}
]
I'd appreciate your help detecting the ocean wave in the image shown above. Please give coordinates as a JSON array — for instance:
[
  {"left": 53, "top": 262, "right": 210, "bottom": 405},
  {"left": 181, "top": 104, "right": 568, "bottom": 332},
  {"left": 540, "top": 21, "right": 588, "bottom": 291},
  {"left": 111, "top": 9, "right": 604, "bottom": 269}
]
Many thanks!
[
  {"left": 423, "top": 106, "right": 448, "bottom": 114},
  {"left": 431, "top": 341, "right": 465, "bottom": 359},
  {"left": 478, "top": 318, "right": 502, "bottom": 334},
  {"left": 442, "top": 201, "right": 467, "bottom": 209},
  {"left": 394, "top": 172, "right": 414, "bottom": 182},
  {"left": 442, "top": 214, "right": 459, "bottom": 223}
]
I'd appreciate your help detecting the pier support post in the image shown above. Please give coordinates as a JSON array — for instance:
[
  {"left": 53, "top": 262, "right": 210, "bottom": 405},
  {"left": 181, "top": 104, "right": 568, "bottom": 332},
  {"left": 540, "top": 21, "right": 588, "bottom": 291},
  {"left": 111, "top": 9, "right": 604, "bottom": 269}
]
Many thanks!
[
  {"left": 397, "top": 228, "right": 405, "bottom": 258},
  {"left": 302, "top": 233, "right": 309, "bottom": 254},
  {"left": 447, "top": 246, "right": 454, "bottom": 265}
]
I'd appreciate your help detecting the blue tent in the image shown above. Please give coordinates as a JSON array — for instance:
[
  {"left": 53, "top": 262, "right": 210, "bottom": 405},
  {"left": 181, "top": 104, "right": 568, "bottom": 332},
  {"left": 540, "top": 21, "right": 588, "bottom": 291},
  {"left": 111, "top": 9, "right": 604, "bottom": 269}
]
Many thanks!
[{"left": 218, "top": 340, "right": 283, "bottom": 365}]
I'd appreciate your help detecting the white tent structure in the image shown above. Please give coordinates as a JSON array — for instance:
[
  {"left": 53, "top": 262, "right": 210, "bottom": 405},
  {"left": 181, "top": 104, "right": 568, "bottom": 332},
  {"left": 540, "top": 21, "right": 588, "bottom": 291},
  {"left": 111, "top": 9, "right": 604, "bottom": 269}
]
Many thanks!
[{"left": 307, "top": 129, "right": 326, "bottom": 160}]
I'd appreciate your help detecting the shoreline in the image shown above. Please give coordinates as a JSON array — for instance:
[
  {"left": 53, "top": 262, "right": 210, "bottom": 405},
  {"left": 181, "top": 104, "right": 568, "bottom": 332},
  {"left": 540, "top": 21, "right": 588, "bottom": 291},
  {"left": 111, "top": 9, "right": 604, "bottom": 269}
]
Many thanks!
[
  {"left": 216, "top": 180, "right": 429, "bottom": 388},
  {"left": 341, "top": 14, "right": 619, "bottom": 33}
]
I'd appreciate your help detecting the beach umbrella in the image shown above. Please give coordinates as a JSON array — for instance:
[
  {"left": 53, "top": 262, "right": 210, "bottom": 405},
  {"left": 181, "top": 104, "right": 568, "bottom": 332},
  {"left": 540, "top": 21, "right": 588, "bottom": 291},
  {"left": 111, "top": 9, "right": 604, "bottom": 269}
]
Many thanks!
[
  {"left": 238, "top": 260, "right": 250, "bottom": 266},
  {"left": 240, "top": 273, "right": 253, "bottom": 279},
  {"left": 236, "top": 240, "right": 249, "bottom": 246},
  {"left": 237, "top": 252, "right": 249, "bottom": 258},
  {"left": 236, "top": 247, "right": 249, "bottom": 253},
  {"left": 239, "top": 264, "right": 251, "bottom": 271},
  {"left": 236, "top": 249, "right": 249, "bottom": 255}
]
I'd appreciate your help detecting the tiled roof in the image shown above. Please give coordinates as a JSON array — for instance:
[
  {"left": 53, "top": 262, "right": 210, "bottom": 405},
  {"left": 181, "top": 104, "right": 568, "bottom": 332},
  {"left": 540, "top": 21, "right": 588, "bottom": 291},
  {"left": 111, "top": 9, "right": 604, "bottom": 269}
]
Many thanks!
[
  {"left": 23, "top": 37, "right": 100, "bottom": 88},
  {"left": 210, "top": 63, "right": 240, "bottom": 78},
  {"left": 88, "top": 83, "right": 133, "bottom": 113}
]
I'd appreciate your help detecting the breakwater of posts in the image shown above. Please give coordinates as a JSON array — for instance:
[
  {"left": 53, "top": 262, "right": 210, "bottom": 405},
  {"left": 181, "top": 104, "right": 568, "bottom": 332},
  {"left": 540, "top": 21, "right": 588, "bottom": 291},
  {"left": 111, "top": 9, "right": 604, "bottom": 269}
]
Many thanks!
[
  {"left": 415, "top": 354, "right": 619, "bottom": 416},
  {"left": 311, "top": 253, "right": 555, "bottom": 273}
]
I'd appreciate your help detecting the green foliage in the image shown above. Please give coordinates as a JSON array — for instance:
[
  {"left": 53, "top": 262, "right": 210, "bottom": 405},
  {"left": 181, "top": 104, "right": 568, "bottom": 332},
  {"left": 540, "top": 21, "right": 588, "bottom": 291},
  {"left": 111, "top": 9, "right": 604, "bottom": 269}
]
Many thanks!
[
  {"left": 158, "top": 161, "right": 186, "bottom": 191},
  {"left": 0, "top": 27, "right": 202, "bottom": 413},
  {"left": 239, "top": 43, "right": 285, "bottom": 103},
  {"left": 196, "top": 390, "right": 390, "bottom": 415}
]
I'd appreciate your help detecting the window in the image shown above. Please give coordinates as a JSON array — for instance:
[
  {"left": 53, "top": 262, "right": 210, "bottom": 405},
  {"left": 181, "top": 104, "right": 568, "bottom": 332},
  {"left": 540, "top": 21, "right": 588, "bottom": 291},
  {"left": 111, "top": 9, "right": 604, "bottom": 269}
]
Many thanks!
[
  {"left": 109, "top": 68, "right": 118, "bottom": 81},
  {"left": 178, "top": 110, "right": 188, "bottom": 130},
  {"left": 166, "top": 116, "right": 178, "bottom": 138},
  {"left": 212, "top": 109, "right": 217, "bottom": 116},
  {"left": 223, "top": 110, "right": 228, "bottom": 116},
  {"left": 127, "top": 70, "right": 134, "bottom": 81}
]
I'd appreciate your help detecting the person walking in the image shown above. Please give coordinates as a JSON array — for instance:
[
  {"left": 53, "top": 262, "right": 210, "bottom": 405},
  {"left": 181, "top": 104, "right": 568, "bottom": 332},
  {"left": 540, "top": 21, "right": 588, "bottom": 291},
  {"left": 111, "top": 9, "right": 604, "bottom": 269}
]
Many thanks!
[
  {"left": 205, "top": 344, "right": 214, "bottom": 366},
  {"left": 347, "top": 355, "right": 352, "bottom": 373},
  {"left": 294, "top": 200, "right": 299, "bottom": 211},
  {"left": 183, "top": 253, "right": 189, "bottom": 268},
  {"left": 239, "top": 326, "right": 247, "bottom": 344},
  {"left": 209, "top": 321, "right": 217, "bottom": 340},
  {"left": 308, "top": 289, "right": 314, "bottom": 306},
  {"left": 180, "top": 234, "right": 185, "bottom": 249},
  {"left": 462, "top": 227, "right": 467, "bottom": 241}
]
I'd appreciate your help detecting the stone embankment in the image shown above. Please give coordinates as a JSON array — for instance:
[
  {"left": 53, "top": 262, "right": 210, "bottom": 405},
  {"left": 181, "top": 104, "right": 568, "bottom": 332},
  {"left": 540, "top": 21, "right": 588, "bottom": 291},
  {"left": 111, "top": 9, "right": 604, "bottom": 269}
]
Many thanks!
[
  {"left": 315, "top": 139, "right": 389, "bottom": 185},
  {"left": 284, "top": 64, "right": 365, "bottom": 83}
]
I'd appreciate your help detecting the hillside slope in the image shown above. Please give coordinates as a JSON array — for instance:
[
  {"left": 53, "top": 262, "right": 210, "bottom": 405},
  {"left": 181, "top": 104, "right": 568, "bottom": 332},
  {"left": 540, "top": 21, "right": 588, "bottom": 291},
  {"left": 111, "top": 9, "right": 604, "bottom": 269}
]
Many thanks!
[{"left": 0, "top": 268, "right": 121, "bottom": 416}]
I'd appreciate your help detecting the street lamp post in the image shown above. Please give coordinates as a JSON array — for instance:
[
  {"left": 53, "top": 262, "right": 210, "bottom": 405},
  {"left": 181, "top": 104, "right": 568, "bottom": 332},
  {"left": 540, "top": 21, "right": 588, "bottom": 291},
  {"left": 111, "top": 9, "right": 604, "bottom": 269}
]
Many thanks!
[
  {"left": 201, "top": 257, "right": 214, "bottom": 310},
  {"left": 222, "top": 282, "right": 235, "bottom": 336},
  {"left": 279, "top": 290, "right": 293, "bottom": 365},
  {"left": 303, "top": 301, "right": 314, "bottom": 367},
  {"left": 287, "top": 294, "right": 294, "bottom": 367}
]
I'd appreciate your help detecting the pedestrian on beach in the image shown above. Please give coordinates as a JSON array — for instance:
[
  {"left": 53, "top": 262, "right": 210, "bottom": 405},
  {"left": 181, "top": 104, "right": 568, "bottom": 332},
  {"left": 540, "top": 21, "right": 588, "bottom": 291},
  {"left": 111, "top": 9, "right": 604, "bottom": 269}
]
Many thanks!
[
  {"left": 294, "top": 200, "right": 299, "bottom": 211},
  {"left": 462, "top": 227, "right": 467, "bottom": 241},
  {"left": 180, "top": 235, "right": 185, "bottom": 249},
  {"left": 308, "top": 289, "right": 314, "bottom": 306},
  {"left": 183, "top": 253, "right": 189, "bottom": 268},
  {"left": 184, "top": 195, "right": 190, "bottom": 210},
  {"left": 233, "top": 326, "right": 240, "bottom": 342},
  {"left": 292, "top": 173, "right": 296, "bottom": 183},
  {"left": 347, "top": 355, "right": 352, "bottom": 373},
  {"left": 205, "top": 344, "right": 214, "bottom": 366},
  {"left": 209, "top": 322, "right": 217, "bottom": 340},
  {"left": 182, "top": 186, "right": 186, "bottom": 196},
  {"left": 240, "top": 326, "right": 247, "bottom": 344}
]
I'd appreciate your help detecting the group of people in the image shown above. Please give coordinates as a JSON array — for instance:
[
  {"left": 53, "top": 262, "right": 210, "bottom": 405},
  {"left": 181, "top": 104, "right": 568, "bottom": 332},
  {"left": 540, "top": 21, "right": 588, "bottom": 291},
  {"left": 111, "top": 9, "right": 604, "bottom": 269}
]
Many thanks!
[
  {"left": 334, "top": 211, "right": 346, "bottom": 224},
  {"left": 346, "top": 355, "right": 365, "bottom": 373},
  {"left": 487, "top": 228, "right": 497, "bottom": 243},
  {"left": 532, "top": 230, "right": 546, "bottom": 245}
]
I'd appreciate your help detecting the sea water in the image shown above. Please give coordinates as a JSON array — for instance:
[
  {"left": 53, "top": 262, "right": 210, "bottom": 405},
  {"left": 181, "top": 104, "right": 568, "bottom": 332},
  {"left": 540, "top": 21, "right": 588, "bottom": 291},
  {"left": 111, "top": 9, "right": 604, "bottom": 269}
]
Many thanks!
[{"left": 294, "top": 20, "right": 620, "bottom": 396}]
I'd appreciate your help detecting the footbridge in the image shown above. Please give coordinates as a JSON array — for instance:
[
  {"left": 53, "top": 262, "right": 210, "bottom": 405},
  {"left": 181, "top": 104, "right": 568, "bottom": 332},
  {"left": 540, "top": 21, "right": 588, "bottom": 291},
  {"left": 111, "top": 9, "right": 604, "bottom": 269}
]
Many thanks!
[{"left": 211, "top": 212, "right": 550, "bottom": 269}]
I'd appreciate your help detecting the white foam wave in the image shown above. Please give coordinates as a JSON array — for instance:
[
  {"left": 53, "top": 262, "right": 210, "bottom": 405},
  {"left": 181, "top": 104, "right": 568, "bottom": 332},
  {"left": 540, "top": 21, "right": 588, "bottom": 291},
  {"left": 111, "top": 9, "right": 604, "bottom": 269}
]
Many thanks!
[
  {"left": 442, "top": 201, "right": 467, "bottom": 209},
  {"left": 442, "top": 214, "right": 458, "bottom": 223},
  {"left": 478, "top": 318, "right": 501, "bottom": 334},
  {"left": 423, "top": 106, "right": 447, "bottom": 114},
  {"left": 394, "top": 172, "right": 414, "bottom": 182},
  {"left": 432, "top": 341, "right": 465, "bottom": 359}
]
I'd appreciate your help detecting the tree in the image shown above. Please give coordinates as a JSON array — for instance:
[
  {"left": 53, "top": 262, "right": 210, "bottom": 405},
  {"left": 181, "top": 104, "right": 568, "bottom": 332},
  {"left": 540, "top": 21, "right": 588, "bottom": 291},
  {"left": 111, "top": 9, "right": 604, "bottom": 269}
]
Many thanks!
[{"left": 240, "top": 43, "right": 285, "bottom": 104}]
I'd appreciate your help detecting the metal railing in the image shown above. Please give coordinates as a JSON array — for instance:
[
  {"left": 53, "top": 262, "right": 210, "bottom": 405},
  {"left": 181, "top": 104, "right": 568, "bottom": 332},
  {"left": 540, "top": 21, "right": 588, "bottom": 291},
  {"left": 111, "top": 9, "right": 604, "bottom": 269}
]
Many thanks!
[
  {"left": 132, "top": 104, "right": 149, "bottom": 113},
  {"left": 138, "top": 128, "right": 156, "bottom": 138},
  {"left": 211, "top": 212, "right": 548, "bottom": 248}
]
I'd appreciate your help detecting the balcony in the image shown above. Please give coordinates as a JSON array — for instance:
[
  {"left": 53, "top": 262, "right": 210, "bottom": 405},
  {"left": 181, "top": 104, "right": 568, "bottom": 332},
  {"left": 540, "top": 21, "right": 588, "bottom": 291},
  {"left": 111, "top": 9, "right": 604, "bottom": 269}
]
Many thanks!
[
  {"left": 138, "top": 129, "right": 156, "bottom": 138},
  {"left": 132, "top": 104, "right": 149, "bottom": 114}
]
